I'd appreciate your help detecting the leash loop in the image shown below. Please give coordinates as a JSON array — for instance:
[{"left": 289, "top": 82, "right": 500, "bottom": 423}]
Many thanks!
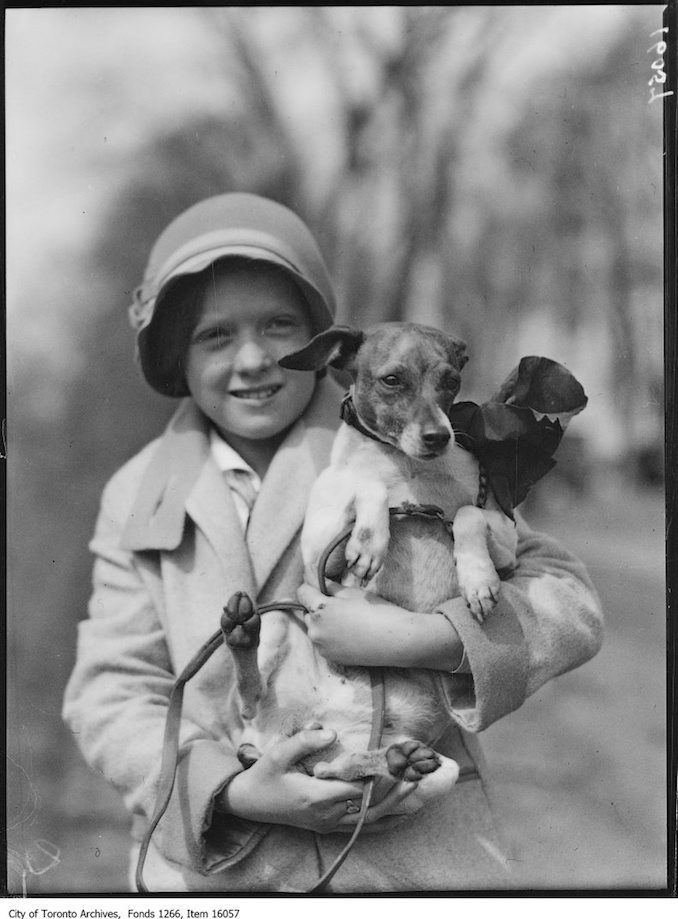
[
  {"left": 134, "top": 601, "right": 310, "bottom": 894},
  {"left": 135, "top": 628, "right": 225, "bottom": 894},
  {"left": 307, "top": 500, "right": 461, "bottom": 891},
  {"left": 136, "top": 501, "right": 461, "bottom": 894}
]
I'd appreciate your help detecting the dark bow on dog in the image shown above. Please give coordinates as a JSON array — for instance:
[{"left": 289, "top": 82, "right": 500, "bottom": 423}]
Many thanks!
[{"left": 449, "top": 356, "right": 588, "bottom": 519}]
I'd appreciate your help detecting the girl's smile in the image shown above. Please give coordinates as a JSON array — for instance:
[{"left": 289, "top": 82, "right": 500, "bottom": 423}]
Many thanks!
[{"left": 229, "top": 384, "right": 283, "bottom": 401}]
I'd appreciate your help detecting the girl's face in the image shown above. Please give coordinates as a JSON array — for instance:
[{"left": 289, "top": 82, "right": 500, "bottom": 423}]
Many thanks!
[{"left": 185, "top": 262, "right": 316, "bottom": 452}]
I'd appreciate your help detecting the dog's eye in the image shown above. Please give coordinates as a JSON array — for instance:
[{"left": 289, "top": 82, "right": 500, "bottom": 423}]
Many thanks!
[
  {"left": 444, "top": 376, "right": 460, "bottom": 393},
  {"left": 381, "top": 374, "right": 402, "bottom": 387}
]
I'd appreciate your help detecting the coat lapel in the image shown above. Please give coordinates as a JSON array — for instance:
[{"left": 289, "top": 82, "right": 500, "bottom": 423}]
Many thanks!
[
  {"left": 119, "top": 400, "right": 249, "bottom": 583},
  {"left": 121, "top": 399, "right": 209, "bottom": 552},
  {"left": 120, "top": 378, "right": 343, "bottom": 596},
  {"left": 246, "top": 377, "right": 342, "bottom": 592},
  {"left": 186, "top": 458, "right": 257, "bottom": 594}
]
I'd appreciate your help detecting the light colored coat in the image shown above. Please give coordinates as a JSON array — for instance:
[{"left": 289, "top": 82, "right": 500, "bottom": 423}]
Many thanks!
[{"left": 62, "top": 376, "right": 603, "bottom": 892}]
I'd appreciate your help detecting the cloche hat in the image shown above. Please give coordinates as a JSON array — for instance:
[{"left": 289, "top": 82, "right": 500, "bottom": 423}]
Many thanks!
[{"left": 129, "top": 193, "right": 337, "bottom": 396}]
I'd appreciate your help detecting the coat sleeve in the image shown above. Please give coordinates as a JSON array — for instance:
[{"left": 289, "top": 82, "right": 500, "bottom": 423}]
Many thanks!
[
  {"left": 434, "top": 513, "right": 604, "bottom": 732},
  {"left": 62, "top": 470, "right": 266, "bottom": 876}
]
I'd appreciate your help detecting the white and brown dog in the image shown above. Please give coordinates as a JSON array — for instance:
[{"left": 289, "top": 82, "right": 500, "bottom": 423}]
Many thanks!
[
  {"left": 223, "top": 322, "right": 518, "bottom": 806},
  {"left": 287, "top": 324, "right": 518, "bottom": 620}
]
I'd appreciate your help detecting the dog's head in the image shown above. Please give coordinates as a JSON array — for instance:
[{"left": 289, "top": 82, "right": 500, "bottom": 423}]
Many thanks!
[{"left": 280, "top": 322, "right": 468, "bottom": 460}]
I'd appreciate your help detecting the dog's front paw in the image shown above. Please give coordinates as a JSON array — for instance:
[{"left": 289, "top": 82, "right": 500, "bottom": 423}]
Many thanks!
[
  {"left": 345, "top": 525, "right": 389, "bottom": 583},
  {"left": 455, "top": 557, "right": 500, "bottom": 622},
  {"left": 465, "top": 587, "right": 498, "bottom": 622}
]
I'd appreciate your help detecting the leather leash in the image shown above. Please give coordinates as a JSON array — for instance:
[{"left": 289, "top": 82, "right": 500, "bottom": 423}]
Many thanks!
[
  {"left": 134, "top": 599, "right": 308, "bottom": 894},
  {"left": 135, "top": 501, "right": 468, "bottom": 894},
  {"left": 305, "top": 527, "right": 385, "bottom": 893},
  {"left": 134, "top": 609, "right": 382, "bottom": 894}
]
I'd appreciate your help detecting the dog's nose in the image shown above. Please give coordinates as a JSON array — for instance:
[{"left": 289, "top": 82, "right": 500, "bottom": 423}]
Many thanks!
[{"left": 422, "top": 429, "right": 451, "bottom": 451}]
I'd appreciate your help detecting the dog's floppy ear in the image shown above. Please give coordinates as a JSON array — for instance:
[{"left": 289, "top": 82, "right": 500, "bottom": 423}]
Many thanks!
[
  {"left": 450, "top": 339, "right": 469, "bottom": 371},
  {"left": 279, "top": 326, "right": 365, "bottom": 373}
]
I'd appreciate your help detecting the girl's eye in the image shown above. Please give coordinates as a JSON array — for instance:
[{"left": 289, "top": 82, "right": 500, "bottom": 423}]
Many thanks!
[
  {"left": 265, "top": 315, "right": 302, "bottom": 335},
  {"left": 444, "top": 377, "right": 460, "bottom": 393},
  {"left": 193, "top": 326, "right": 232, "bottom": 346},
  {"left": 381, "top": 374, "right": 402, "bottom": 387}
]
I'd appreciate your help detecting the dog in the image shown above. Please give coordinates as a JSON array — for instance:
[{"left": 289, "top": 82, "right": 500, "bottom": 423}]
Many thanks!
[
  {"left": 288, "top": 323, "right": 519, "bottom": 621},
  {"left": 221, "top": 321, "right": 524, "bottom": 808}
]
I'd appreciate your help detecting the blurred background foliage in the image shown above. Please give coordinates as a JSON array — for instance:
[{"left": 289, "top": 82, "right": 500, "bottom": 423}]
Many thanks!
[{"left": 6, "top": 5, "right": 666, "bottom": 893}]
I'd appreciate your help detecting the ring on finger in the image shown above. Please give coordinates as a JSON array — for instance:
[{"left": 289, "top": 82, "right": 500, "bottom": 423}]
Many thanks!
[{"left": 345, "top": 799, "right": 361, "bottom": 815}]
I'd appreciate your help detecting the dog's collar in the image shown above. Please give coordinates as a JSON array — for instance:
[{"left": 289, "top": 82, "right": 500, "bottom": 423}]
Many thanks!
[{"left": 340, "top": 392, "right": 392, "bottom": 447}]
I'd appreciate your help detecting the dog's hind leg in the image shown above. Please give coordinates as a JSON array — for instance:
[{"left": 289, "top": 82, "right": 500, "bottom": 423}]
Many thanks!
[
  {"left": 314, "top": 741, "right": 460, "bottom": 809},
  {"left": 221, "top": 591, "right": 263, "bottom": 721},
  {"left": 314, "top": 739, "right": 441, "bottom": 782},
  {"left": 237, "top": 743, "right": 262, "bottom": 770}
]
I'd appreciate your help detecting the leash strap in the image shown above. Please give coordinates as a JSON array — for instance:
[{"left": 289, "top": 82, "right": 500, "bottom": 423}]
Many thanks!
[
  {"left": 135, "top": 627, "right": 225, "bottom": 894},
  {"left": 305, "top": 537, "right": 391, "bottom": 894},
  {"left": 135, "top": 501, "right": 464, "bottom": 894},
  {"left": 306, "top": 671, "right": 384, "bottom": 894},
  {"left": 135, "top": 601, "right": 307, "bottom": 894},
  {"left": 307, "top": 501, "right": 462, "bottom": 891},
  {"left": 476, "top": 464, "right": 489, "bottom": 509}
]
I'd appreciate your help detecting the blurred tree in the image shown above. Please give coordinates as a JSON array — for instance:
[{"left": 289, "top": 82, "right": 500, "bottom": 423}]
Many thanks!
[
  {"left": 192, "top": 6, "right": 662, "bottom": 419},
  {"left": 496, "top": 22, "right": 663, "bottom": 457}
]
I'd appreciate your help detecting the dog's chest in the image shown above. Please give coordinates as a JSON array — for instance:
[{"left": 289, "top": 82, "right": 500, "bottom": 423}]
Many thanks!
[
  {"left": 374, "top": 443, "right": 481, "bottom": 515},
  {"left": 364, "top": 444, "right": 481, "bottom": 612}
]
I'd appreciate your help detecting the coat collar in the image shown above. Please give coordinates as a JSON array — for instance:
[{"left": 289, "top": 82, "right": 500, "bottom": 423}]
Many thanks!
[{"left": 120, "top": 378, "right": 342, "bottom": 591}]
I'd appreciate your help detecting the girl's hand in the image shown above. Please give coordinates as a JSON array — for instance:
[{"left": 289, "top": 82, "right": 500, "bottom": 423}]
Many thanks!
[
  {"left": 298, "top": 583, "right": 400, "bottom": 665},
  {"left": 218, "top": 727, "right": 418, "bottom": 834},
  {"left": 297, "top": 582, "right": 464, "bottom": 670}
]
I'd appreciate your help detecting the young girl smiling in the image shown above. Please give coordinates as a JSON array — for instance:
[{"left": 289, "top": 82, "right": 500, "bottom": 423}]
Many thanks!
[{"left": 63, "top": 192, "right": 603, "bottom": 892}]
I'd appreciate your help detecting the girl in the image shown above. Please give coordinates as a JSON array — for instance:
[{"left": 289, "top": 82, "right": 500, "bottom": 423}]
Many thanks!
[{"left": 63, "top": 192, "right": 603, "bottom": 892}]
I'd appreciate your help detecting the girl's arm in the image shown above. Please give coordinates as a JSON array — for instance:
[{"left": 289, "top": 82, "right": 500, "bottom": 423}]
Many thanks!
[
  {"left": 298, "top": 512, "right": 603, "bottom": 732},
  {"left": 298, "top": 582, "right": 466, "bottom": 670}
]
